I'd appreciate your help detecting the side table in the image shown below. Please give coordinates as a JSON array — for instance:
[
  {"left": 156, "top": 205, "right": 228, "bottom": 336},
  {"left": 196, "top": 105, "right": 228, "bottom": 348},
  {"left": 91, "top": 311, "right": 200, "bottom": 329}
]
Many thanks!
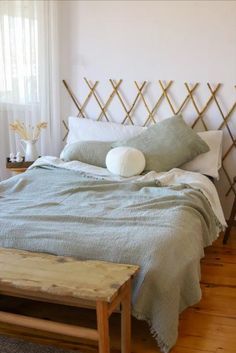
[{"left": 6, "top": 158, "right": 34, "bottom": 174}]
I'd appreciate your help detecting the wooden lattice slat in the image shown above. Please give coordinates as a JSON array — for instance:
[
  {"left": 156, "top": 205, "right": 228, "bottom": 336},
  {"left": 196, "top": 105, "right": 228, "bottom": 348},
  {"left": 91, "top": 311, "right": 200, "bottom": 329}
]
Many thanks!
[{"left": 62, "top": 79, "right": 236, "bottom": 199}]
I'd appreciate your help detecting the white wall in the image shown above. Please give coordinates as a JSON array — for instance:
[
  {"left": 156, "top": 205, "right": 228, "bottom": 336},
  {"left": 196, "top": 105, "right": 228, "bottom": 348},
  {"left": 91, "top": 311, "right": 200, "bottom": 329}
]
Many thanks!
[
  {"left": 59, "top": 0, "right": 236, "bottom": 82},
  {"left": 58, "top": 0, "right": 236, "bottom": 217}
]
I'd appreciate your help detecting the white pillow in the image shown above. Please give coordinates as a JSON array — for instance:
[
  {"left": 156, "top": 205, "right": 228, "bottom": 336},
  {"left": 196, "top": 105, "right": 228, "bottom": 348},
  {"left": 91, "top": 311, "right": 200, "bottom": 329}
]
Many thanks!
[
  {"left": 106, "top": 147, "right": 146, "bottom": 177},
  {"left": 181, "top": 130, "right": 223, "bottom": 179},
  {"left": 67, "top": 117, "right": 146, "bottom": 144}
]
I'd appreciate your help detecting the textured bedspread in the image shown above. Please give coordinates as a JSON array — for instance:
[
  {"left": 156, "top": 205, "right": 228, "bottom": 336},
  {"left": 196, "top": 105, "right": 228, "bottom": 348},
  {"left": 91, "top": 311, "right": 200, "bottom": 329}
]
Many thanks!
[{"left": 0, "top": 164, "right": 223, "bottom": 352}]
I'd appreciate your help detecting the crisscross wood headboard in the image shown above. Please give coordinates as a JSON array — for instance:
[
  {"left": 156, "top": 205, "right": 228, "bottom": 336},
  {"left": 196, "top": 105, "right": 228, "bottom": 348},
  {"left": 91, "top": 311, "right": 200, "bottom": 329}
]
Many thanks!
[{"left": 62, "top": 78, "right": 236, "bottom": 216}]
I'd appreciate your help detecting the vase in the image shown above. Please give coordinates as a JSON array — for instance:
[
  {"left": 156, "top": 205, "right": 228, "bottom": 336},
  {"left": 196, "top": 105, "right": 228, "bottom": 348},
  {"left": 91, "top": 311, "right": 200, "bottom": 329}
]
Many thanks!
[{"left": 21, "top": 139, "right": 38, "bottom": 162}]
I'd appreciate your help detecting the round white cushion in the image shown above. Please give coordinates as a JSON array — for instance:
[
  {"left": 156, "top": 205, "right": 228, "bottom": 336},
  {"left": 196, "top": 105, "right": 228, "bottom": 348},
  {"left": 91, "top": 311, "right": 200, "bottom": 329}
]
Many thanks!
[{"left": 106, "top": 147, "right": 146, "bottom": 177}]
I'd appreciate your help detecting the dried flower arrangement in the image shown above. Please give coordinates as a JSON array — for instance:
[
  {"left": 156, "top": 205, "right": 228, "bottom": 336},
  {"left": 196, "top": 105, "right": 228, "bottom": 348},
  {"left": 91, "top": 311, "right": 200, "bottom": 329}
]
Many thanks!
[{"left": 9, "top": 120, "right": 47, "bottom": 141}]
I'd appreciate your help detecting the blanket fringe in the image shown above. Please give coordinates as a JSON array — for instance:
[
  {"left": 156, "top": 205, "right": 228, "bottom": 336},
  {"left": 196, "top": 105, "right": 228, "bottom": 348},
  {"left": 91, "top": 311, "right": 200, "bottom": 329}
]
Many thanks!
[{"left": 132, "top": 309, "right": 171, "bottom": 353}]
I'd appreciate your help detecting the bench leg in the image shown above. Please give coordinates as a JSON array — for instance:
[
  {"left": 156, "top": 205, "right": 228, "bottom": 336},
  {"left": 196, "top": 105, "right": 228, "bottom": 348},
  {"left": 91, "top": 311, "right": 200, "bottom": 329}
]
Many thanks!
[
  {"left": 96, "top": 301, "right": 110, "bottom": 353},
  {"left": 121, "top": 280, "right": 131, "bottom": 353}
]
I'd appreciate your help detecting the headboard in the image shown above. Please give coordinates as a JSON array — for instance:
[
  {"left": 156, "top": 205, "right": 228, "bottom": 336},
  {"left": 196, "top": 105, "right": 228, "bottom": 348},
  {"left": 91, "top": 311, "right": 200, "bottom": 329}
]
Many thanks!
[{"left": 62, "top": 78, "right": 236, "bottom": 216}]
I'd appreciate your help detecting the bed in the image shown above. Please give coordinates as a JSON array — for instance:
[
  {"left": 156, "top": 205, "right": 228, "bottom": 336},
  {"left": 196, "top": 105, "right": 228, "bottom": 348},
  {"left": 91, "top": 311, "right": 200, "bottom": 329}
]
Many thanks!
[{"left": 0, "top": 144, "right": 226, "bottom": 353}]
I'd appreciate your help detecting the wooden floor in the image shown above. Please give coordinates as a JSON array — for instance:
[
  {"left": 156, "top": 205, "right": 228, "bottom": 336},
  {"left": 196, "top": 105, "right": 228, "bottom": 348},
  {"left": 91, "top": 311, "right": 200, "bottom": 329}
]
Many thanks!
[{"left": 0, "top": 231, "right": 236, "bottom": 353}]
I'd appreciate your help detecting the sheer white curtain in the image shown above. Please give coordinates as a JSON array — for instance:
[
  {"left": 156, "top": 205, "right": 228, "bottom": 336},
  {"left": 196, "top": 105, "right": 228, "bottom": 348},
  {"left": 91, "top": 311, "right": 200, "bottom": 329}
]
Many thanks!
[{"left": 0, "top": 0, "right": 61, "bottom": 180}]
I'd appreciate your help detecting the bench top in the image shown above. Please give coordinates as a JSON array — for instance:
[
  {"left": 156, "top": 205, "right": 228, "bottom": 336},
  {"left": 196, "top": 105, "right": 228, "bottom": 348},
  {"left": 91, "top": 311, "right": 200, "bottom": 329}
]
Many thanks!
[{"left": 0, "top": 248, "right": 139, "bottom": 303}]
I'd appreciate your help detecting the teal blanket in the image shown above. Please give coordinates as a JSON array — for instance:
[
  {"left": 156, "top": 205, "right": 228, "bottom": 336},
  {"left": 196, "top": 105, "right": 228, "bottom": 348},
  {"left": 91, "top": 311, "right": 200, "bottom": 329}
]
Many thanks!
[{"left": 0, "top": 166, "right": 219, "bottom": 352}]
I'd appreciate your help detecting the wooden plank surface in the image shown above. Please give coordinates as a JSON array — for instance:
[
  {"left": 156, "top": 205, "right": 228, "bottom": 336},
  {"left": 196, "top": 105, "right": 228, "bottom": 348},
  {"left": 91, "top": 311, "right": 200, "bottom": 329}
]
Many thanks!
[
  {"left": 0, "top": 247, "right": 139, "bottom": 303},
  {"left": 0, "top": 232, "right": 236, "bottom": 353}
]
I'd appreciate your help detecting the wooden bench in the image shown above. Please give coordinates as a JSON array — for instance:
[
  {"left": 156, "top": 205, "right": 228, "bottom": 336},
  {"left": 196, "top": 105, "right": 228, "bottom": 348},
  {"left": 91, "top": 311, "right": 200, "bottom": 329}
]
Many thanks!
[{"left": 0, "top": 248, "right": 139, "bottom": 353}]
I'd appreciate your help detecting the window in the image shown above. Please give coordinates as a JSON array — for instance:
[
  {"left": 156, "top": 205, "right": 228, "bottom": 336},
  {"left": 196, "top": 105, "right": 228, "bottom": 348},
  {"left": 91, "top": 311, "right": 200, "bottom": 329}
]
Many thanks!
[{"left": 0, "top": 4, "right": 39, "bottom": 105}]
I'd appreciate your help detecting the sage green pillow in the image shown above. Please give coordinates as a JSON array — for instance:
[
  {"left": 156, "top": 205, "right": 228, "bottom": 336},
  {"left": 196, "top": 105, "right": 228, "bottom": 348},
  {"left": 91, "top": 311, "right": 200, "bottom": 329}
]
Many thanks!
[
  {"left": 60, "top": 141, "right": 112, "bottom": 168},
  {"left": 112, "top": 115, "right": 209, "bottom": 172}
]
